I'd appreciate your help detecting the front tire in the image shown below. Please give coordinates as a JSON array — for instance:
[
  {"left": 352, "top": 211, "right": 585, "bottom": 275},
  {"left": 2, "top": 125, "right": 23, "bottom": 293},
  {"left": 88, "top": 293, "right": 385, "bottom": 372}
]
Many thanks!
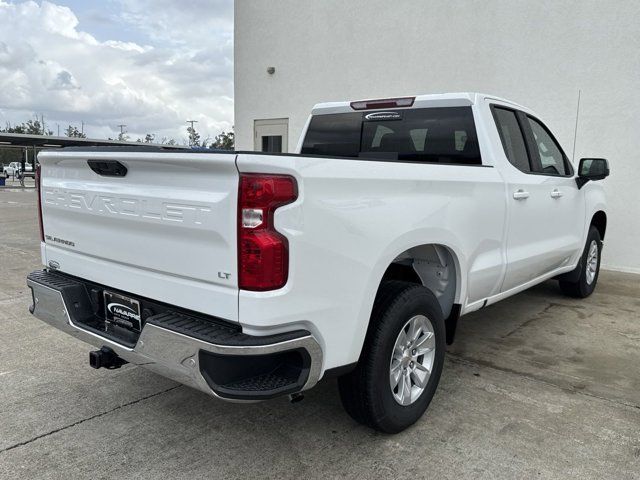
[
  {"left": 559, "top": 226, "right": 602, "bottom": 298},
  {"left": 338, "top": 281, "right": 445, "bottom": 433}
]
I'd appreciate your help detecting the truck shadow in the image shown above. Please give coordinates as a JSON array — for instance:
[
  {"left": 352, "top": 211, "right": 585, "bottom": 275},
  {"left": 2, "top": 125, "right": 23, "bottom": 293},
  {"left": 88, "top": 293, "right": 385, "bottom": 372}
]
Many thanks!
[{"left": 147, "top": 279, "right": 567, "bottom": 429}]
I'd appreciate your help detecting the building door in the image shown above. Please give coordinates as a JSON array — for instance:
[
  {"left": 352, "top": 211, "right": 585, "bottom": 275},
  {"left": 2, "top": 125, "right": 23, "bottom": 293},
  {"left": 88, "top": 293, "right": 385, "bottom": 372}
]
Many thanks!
[{"left": 254, "top": 118, "right": 288, "bottom": 153}]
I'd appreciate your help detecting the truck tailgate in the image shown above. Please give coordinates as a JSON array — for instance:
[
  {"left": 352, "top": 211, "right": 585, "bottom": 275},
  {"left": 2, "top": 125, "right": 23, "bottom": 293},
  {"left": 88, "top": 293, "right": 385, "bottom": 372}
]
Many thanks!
[{"left": 38, "top": 149, "right": 239, "bottom": 321}]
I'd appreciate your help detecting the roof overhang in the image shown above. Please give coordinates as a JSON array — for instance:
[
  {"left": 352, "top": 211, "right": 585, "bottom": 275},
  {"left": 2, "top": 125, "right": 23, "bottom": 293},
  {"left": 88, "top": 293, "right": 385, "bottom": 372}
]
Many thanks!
[{"left": 0, "top": 133, "right": 184, "bottom": 149}]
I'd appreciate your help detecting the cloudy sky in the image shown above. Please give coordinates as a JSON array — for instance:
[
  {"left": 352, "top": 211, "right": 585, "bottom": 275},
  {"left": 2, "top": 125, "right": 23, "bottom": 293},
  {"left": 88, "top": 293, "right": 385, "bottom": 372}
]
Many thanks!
[{"left": 0, "top": 0, "right": 233, "bottom": 143}]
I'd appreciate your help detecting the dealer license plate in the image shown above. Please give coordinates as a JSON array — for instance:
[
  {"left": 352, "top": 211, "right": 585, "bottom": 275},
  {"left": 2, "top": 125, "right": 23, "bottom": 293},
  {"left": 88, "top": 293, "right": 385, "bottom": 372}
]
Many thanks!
[{"left": 103, "top": 290, "right": 142, "bottom": 332}]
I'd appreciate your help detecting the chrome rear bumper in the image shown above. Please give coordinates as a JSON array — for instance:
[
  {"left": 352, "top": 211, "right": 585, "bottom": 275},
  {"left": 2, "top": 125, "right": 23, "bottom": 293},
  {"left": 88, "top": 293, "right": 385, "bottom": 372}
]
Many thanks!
[{"left": 27, "top": 271, "right": 323, "bottom": 401}]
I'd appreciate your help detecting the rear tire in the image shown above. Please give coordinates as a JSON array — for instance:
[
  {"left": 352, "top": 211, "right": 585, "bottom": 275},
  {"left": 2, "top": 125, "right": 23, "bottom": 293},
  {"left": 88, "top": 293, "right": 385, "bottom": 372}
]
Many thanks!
[
  {"left": 559, "top": 226, "right": 602, "bottom": 298},
  {"left": 338, "top": 281, "right": 445, "bottom": 433}
]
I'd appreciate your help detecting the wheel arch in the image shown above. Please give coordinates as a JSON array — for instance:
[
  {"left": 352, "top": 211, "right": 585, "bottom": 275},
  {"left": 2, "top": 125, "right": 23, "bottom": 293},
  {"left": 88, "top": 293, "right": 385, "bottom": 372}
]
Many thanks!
[
  {"left": 379, "top": 243, "right": 463, "bottom": 320},
  {"left": 591, "top": 210, "right": 607, "bottom": 241},
  {"left": 348, "top": 236, "right": 468, "bottom": 367},
  {"left": 373, "top": 242, "right": 465, "bottom": 346}
]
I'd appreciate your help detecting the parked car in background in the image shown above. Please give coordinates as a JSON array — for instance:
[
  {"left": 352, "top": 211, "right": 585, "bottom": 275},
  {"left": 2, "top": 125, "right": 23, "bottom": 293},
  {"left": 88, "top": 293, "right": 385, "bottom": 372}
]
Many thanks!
[
  {"left": 3, "top": 161, "right": 33, "bottom": 177},
  {"left": 27, "top": 92, "right": 609, "bottom": 433}
]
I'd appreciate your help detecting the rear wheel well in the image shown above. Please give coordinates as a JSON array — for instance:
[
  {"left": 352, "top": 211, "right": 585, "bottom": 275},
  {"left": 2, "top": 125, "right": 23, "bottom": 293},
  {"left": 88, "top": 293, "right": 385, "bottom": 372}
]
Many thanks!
[
  {"left": 381, "top": 262, "right": 422, "bottom": 285},
  {"left": 591, "top": 211, "right": 607, "bottom": 240},
  {"left": 379, "top": 244, "right": 460, "bottom": 344}
]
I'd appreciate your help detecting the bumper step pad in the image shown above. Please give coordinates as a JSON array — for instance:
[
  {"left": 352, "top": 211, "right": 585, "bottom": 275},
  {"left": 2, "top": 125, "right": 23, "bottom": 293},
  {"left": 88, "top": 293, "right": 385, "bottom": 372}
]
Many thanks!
[
  {"left": 224, "top": 372, "right": 297, "bottom": 392},
  {"left": 146, "top": 311, "right": 309, "bottom": 347}
]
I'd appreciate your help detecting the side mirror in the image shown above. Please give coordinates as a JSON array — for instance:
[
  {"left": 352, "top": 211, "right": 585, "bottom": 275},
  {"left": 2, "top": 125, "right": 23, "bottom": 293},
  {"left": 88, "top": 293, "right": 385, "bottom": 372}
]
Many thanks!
[{"left": 576, "top": 158, "right": 609, "bottom": 189}]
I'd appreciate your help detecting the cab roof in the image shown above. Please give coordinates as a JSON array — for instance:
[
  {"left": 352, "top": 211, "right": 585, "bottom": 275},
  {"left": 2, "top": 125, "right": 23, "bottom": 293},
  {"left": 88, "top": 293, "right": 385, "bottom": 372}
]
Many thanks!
[{"left": 311, "top": 92, "right": 529, "bottom": 115}]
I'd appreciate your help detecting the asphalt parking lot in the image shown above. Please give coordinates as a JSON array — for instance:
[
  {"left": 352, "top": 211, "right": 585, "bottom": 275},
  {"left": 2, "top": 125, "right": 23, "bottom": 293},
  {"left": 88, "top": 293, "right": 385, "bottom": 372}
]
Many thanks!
[{"left": 1, "top": 189, "right": 639, "bottom": 479}]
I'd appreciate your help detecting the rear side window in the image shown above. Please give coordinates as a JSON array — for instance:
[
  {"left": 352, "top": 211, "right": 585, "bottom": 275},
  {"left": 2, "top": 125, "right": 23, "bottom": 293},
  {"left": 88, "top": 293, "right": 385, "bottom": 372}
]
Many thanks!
[
  {"left": 299, "top": 112, "right": 362, "bottom": 157},
  {"left": 492, "top": 107, "right": 530, "bottom": 172},
  {"left": 301, "top": 107, "right": 482, "bottom": 165}
]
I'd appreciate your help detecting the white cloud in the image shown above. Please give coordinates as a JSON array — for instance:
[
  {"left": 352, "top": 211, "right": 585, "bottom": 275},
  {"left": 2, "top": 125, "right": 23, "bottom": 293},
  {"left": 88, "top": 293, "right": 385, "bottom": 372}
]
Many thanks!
[{"left": 0, "top": 0, "right": 233, "bottom": 142}]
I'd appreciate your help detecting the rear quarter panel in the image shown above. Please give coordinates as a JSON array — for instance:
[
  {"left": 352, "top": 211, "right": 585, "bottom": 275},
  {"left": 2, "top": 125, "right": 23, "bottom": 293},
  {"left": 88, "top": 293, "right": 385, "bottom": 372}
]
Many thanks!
[{"left": 236, "top": 153, "right": 506, "bottom": 371}]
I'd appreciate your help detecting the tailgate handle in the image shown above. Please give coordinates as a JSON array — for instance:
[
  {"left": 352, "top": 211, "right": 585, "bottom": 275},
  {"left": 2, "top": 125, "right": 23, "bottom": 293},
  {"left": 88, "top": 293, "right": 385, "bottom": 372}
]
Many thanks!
[{"left": 87, "top": 160, "right": 128, "bottom": 177}]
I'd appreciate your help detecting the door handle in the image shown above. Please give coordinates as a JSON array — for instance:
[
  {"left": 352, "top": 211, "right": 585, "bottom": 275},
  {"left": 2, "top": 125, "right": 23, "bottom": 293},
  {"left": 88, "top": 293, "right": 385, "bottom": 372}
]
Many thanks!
[
  {"left": 513, "top": 189, "right": 530, "bottom": 200},
  {"left": 550, "top": 189, "right": 564, "bottom": 199}
]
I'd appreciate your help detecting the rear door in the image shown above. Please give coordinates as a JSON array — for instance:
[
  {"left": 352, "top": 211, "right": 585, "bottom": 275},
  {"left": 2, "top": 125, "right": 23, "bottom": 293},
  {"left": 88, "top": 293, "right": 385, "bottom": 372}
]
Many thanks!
[
  {"left": 39, "top": 149, "right": 240, "bottom": 321},
  {"left": 492, "top": 106, "right": 582, "bottom": 292}
]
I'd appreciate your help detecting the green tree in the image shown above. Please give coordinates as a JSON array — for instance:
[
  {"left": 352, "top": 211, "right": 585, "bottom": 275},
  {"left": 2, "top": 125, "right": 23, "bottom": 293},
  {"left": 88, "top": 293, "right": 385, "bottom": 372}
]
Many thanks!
[
  {"left": 144, "top": 133, "right": 155, "bottom": 143},
  {"left": 160, "top": 137, "right": 177, "bottom": 145},
  {"left": 1, "top": 121, "right": 26, "bottom": 133},
  {"left": 1, "top": 119, "right": 53, "bottom": 135},
  {"left": 210, "top": 129, "right": 234, "bottom": 150},
  {"left": 187, "top": 126, "right": 200, "bottom": 147},
  {"left": 27, "top": 119, "right": 52, "bottom": 135},
  {"left": 64, "top": 125, "right": 86, "bottom": 138}
]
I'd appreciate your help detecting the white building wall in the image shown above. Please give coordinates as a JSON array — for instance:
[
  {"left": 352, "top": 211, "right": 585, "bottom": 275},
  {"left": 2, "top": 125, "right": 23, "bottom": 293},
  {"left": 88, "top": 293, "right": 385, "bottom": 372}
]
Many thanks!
[{"left": 234, "top": 0, "right": 640, "bottom": 272}]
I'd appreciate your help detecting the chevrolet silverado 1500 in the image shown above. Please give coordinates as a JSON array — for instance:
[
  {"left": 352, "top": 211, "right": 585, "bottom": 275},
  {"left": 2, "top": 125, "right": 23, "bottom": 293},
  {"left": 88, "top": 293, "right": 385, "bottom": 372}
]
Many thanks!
[{"left": 27, "top": 93, "right": 609, "bottom": 432}]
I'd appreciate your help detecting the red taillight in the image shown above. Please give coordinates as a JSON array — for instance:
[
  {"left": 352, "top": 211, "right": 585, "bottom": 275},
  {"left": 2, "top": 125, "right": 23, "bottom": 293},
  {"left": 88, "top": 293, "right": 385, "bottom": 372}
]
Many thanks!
[
  {"left": 350, "top": 96, "right": 415, "bottom": 110},
  {"left": 238, "top": 174, "right": 297, "bottom": 291},
  {"left": 35, "top": 163, "right": 44, "bottom": 242}
]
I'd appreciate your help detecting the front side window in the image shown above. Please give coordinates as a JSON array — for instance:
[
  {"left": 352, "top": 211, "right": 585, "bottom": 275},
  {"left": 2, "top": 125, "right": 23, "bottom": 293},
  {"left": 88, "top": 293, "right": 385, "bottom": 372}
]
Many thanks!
[
  {"left": 301, "top": 107, "right": 482, "bottom": 165},
  {"left": 492, "top": 107, "right": 530, "bottom": 172},
  {"left": 527, "top": 117, "right": 568, "bottom": 176}
]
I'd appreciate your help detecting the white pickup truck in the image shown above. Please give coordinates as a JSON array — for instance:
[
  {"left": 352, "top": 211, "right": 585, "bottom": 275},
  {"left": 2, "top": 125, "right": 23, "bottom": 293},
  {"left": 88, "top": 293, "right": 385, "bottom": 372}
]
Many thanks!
[
  {"left": 28, "top": 93, "right": 609, "bottom": 433},
  {"left": 3, "top": 161, "right": 33, "bottom": 177}
]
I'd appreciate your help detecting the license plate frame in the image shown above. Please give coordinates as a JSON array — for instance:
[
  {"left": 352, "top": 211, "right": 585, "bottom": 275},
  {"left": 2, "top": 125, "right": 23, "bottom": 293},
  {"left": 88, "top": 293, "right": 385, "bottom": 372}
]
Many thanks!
[{"left": 103, "top": 290, "right": 142, "bottom": 333}]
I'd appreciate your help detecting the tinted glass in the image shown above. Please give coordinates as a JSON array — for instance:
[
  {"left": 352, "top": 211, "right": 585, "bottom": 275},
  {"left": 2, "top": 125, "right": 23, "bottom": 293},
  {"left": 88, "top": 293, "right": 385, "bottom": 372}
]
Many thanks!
[
  {"left": 527, "top": 117, "right": 567, "bottom": 176},
  {"left": 300, "top": 113, "right": 361, "bottom": 157},
  {"left": 301, "top": 107, "right": 481, "bottom": 165},
  {"left": 261, "top": 135, "right": 282, "bottom": 153},
  {"left": 492, "top": 108, "right": 530, "bottom": 172}
]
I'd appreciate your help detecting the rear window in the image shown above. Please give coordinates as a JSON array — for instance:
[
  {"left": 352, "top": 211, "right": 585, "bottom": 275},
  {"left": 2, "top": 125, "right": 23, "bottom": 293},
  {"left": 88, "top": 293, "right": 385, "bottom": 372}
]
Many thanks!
[{"left": 301, "top": 107, "right": 482, "bottom": 165}]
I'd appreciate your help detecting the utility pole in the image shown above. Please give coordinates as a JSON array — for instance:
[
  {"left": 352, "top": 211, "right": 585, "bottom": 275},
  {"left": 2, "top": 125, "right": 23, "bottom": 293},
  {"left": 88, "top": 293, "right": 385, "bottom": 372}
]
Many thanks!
[
  {"left": 81, "top": 121, "right": 84, "bottom": 136},
  {"left": 117, "top": 124, "right": 127, "bottom": 140},
  {"left": 186, "top": 120, "right": 198, "bottom": 146},
  {"left": 57, "top": 124, "right": 60, "bottom": 136}
]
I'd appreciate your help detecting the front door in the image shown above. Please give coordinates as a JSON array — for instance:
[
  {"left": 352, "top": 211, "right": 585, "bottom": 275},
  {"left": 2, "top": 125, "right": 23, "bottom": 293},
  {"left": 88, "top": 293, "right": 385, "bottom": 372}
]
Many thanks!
[
  {"left": 254, "top": 118, "right": 288, "bottom": 153},
  {"left": 523, "top": 114, "right": 585, "bottom": 276},
  {"left": 492, "top": 106, "right": 584, "bottom": 292}
]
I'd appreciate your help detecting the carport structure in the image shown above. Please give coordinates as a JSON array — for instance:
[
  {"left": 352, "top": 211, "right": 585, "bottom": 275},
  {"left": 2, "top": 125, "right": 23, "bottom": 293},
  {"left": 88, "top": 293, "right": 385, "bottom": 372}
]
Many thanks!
[{"left": 0, "top": 133, "right": 183, "bottom": 186}]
